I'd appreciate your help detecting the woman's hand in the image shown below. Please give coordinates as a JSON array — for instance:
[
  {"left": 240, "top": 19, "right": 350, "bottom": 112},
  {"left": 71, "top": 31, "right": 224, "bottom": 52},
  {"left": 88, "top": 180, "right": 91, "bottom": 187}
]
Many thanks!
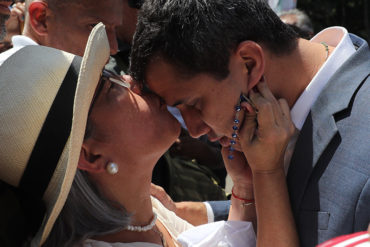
[
  {"left": 222, "top": 149, "right": 256, "bottom": 222},
  {"left": 238, "top": 81, "right": 296, "bottom": 174},
  {"left": 221, "top": 149, "right": 253, "bottom": 195},
  {"left": 237, "top": 80, "right": 299, "bottom": 247}
]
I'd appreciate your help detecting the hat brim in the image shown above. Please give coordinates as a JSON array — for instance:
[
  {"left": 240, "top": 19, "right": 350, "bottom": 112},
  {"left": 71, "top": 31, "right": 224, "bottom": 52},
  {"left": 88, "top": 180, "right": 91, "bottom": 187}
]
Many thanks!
[{"left": 32, "top": 23, "right": 110, "bottom": 246}]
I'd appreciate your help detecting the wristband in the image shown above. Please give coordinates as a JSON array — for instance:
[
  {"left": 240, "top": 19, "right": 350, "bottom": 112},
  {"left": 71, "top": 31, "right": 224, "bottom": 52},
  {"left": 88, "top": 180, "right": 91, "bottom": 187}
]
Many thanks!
[{"left": 231, "top": 186, "right": 255, "bottom": 203}]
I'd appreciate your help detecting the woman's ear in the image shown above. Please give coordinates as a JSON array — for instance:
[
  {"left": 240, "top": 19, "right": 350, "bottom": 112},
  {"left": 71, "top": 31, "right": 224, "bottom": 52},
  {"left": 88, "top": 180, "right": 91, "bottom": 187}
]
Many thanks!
[
  {"left": 236, "top": 41, "right": 265, "bottom": 92},
  {"left": 28, "top": 1, "right": 49, "bottom": 36},
  {"left": 78, "top": 142, "right": 106, "bottom": 173}
]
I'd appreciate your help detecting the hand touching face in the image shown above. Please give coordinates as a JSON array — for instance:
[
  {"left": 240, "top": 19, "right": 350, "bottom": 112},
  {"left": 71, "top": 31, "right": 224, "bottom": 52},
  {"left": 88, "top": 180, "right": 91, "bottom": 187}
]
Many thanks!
[{"left": 238, "top": 81, "right": 296, "bottom": 173}]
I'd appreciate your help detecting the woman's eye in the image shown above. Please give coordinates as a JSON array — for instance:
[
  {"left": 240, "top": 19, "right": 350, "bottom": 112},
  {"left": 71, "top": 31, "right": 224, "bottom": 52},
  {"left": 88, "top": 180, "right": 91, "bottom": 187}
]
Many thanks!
[
  {"left": 159, "top": 97, "right": 166, "bottom": 106},
  {"left": 107, "top": 82, "right": 121, "bottom": 93},
  {"left": 107, "top": 80, "right": 126, "bottom": 96}
]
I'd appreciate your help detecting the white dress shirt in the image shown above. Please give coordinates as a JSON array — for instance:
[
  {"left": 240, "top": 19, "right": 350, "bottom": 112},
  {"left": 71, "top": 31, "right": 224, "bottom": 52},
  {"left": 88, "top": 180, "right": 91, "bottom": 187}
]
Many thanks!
[
  {"left": 0, "top": 35, "right": 38, "bottom": 66},
  {"left": 284, "top": 26, "right": 356, "bottom": 173},
  {"left": 177, "top": 220, "right": 256, "bottom": 247},
  {"left": 290, "top": 26, "right": 356, "bottom": 130}
]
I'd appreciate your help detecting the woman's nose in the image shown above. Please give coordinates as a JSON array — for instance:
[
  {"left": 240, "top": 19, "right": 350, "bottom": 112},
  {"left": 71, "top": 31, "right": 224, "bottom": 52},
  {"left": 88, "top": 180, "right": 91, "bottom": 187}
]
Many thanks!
[
  {"left": 180, "top": 106, "right": 211, "bottom": 138},
  {"left": 106, "top": 28, "right": 118, "bottom": 55}
]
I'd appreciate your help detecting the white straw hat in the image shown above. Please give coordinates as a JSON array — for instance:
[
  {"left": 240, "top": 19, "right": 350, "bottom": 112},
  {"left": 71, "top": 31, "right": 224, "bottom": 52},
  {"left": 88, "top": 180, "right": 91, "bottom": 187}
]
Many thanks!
[{"left": 0, "top": 23, "right": 109, "bottom": 246}]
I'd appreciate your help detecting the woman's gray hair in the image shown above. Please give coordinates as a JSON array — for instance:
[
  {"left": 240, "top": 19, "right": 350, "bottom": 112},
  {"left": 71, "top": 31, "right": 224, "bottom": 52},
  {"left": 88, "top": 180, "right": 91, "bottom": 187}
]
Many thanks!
[
  {"left": 278, "top": 8, "right": 314, "bottom": 34},
  {"left": 42, "top": 170, "right": 131, "bottom": 247}
]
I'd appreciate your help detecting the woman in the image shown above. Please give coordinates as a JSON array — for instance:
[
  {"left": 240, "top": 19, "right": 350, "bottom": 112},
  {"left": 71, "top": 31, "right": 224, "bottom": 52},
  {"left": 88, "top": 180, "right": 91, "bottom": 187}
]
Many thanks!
[
  {"left": 43, "top": 46, "right": 296, "bottom": 247},
  {"left": 43, "top": 69, "right": 193, "bottom": 247}
]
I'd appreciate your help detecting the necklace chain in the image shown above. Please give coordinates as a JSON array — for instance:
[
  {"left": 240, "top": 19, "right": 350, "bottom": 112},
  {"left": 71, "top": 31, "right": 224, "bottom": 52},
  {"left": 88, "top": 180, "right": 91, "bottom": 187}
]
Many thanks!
[{"left": 321, "top": 42, "right": 329, "bottom": 60}]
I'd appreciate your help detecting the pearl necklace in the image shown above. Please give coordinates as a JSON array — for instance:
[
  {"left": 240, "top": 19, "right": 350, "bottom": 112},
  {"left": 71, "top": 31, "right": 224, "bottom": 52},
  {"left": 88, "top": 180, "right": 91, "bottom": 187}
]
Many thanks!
[{"left": 125, "top": 212, "right": 157, "bottom": 232}]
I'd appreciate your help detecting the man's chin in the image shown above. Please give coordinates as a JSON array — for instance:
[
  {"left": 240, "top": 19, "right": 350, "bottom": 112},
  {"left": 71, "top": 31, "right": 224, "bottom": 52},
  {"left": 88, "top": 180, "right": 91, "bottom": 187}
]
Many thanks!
[{"left": 207, "top": 134, "right": 231, "bottom": 146}]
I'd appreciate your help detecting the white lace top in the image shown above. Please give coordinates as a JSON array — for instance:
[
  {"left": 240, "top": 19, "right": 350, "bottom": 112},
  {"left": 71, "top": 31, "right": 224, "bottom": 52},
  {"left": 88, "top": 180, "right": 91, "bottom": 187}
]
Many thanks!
[{"left": 83, "top": 197, "right": 194, "bottom": 247}]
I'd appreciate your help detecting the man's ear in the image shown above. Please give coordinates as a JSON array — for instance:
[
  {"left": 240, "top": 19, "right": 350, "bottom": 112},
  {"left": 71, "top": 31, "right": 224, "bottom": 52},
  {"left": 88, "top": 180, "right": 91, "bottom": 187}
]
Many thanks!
[
  {"left": 78, "top": 143, "right": 107, "bottom": 173},
  {"left": 28, "top": 1, "right": 49, "bottom": 36},
  {"left": 235, "top": 41, "right": 265, "bottom": 92}
]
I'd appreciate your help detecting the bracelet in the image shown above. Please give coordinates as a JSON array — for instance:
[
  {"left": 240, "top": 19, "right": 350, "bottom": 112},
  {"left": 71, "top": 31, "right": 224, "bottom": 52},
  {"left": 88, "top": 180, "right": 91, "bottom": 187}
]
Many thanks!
[{"left": 231, "top": 187, "right": 255, "bottom": 203}]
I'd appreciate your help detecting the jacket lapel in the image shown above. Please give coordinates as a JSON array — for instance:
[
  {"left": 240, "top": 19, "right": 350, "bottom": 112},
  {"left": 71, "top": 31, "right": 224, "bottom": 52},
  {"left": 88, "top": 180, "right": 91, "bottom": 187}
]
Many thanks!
[{"left": 287, "top": 35, "right": 370, "bottom": 215}]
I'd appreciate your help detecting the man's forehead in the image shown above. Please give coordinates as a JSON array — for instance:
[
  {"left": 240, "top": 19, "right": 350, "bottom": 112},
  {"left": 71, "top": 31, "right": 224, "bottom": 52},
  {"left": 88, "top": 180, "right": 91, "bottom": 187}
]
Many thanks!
[
  {"left": 146, "top": 57, "right": 193, "bottom": 85},
  {"left": 145, "top": 60, "right": 203, "bottom": 105}
]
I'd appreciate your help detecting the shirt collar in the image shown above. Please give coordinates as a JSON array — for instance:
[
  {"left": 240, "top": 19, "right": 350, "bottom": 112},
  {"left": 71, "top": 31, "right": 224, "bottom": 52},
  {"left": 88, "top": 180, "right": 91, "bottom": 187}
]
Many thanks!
[
  {"left": 290, "top": 27, "right": 356, "bottom": 130},
  {"left": 11, "top": 35, "right": 38, "bottom": 48}
]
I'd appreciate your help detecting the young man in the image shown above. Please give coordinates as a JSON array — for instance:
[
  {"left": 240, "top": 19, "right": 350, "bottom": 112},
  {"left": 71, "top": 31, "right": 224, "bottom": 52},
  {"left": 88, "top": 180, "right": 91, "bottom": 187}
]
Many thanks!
[
  {"left": 129, "top": 0, "right": 370, "bottom": 246},
  {"left": 0, "top": 0, "right": 122, "bottom": 65}
]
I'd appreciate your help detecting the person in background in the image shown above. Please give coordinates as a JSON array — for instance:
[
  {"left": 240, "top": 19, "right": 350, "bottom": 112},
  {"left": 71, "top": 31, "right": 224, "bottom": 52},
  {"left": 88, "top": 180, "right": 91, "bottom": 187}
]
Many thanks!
[
  {"left": 268, "top": 0, "right": 297, "bottom": 13},
  {"left": 0, "top": 0, "right": 12, "bottom": 39},
  {"left": 279, "top": 8, "right": 314, "bottom": 39},
  {"left": 0, "top": 0, "right": 25, "bottom": 52},
  {"left": 0, "top": 0, "right": 122, "bottom": 65}
]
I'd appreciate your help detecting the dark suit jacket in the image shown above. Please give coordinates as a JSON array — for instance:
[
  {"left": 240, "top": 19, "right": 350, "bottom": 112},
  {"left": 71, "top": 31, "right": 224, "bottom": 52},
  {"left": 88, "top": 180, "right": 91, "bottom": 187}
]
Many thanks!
[
  {"left": 210, "top": 34, "right": 370, "bottom": 246},
  {"left": 287, "top": 34, "right": 370, "bottom": 246}
]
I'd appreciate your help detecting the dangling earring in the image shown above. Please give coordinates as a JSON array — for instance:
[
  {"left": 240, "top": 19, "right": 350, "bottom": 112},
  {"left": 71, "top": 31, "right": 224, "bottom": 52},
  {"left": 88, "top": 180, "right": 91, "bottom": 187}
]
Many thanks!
[
  {"left": 106, "top": 162, "right": 119, "bottom": 175},
  {"left": 228, "top": 93, "right": 259, "bottom": 160},
  {"left": 228, "top": 95, "right": 243, "bottom": 160}
]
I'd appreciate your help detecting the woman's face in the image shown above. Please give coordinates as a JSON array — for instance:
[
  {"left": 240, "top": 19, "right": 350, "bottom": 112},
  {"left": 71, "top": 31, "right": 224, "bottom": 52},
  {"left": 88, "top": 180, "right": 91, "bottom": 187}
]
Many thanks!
[{"left": 85, "top": 72, "right": 181, "bottom": 168}]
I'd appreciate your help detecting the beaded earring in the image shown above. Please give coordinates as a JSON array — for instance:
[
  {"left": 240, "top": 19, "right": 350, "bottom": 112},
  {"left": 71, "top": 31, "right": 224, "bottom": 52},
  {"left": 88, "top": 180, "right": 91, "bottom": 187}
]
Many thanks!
[
  {"left": 228, "top": 95, "right": 243, "bottom": 160},
  {"left": 228, "top": 94, "right": 257, "bottom": 160}
]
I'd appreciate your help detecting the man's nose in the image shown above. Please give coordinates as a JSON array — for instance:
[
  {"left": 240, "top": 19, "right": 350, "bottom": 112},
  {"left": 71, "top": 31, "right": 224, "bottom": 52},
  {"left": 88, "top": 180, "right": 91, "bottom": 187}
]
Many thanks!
[
  {"left": 106, "top": 29, "right": 118, "bottom": 55},
  {"left": 180, "top": 106, "right": 211, "bottom": 138}
]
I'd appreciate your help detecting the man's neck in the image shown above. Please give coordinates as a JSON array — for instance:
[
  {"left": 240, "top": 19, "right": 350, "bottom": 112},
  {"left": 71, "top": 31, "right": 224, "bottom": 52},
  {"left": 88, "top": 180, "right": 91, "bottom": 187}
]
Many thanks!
[
  {"left": 264, "top": 38, "right": 332, "bottom": 108},
  {"left": 22, "top": 23, "right": 42, "bottom": 45}
]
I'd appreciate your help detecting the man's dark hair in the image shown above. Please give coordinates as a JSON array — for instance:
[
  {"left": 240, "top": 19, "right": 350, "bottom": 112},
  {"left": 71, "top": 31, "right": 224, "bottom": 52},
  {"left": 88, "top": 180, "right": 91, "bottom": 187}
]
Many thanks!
[
  {"left": 130, "top": 0, "right": 299, "bottom": 83},
  {"left": 128, "top": 0, "right": 144, "bottom": 9}
]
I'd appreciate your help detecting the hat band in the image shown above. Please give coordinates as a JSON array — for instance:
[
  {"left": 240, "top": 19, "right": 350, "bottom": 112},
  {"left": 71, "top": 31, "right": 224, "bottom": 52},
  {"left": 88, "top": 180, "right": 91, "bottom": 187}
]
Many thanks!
[{"left": 18, "top": 56, "right": 82, "bottom": 234}]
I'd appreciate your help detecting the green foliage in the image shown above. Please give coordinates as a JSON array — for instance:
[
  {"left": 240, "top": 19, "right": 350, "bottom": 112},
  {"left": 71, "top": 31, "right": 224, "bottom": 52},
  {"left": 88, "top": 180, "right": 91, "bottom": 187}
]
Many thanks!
[{"left": 297, "top": 0, "right": 369, "bottom": 41}]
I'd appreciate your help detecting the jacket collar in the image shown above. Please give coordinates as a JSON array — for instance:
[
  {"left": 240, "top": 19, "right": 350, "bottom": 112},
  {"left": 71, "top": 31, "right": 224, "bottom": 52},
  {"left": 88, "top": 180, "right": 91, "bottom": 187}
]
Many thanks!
[{"left": 287, "top": 34, "right": 370, "bottom": 213}]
